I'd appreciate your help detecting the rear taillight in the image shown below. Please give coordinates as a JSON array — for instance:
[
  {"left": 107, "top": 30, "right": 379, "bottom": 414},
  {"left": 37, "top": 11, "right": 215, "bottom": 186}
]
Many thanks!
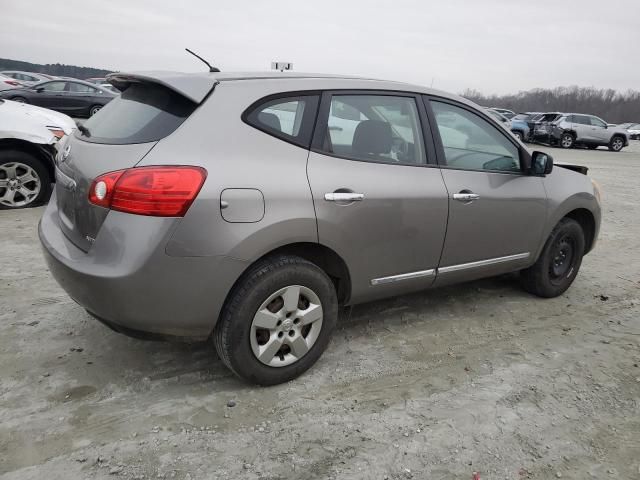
[
  {"left": 88, "top": 166, "right": 207, "bottom": 217},
  {"left": 3, "top": 80, "right": 21, "bottom": 86}
]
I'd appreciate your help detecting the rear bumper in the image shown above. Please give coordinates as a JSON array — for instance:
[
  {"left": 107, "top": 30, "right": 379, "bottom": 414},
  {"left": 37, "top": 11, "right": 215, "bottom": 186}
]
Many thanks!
[{"left": 38, "top": 194, "right": 248, "bottom": 339}]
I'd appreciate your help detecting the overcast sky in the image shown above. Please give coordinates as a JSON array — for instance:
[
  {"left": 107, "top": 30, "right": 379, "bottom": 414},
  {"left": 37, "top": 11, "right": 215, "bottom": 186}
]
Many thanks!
[{"left": 3, "top": 0, "right": 639, "bottom": 95}]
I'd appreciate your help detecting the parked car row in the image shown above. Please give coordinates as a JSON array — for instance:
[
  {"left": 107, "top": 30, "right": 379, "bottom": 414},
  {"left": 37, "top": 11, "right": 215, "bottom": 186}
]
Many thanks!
[
  {"left": 0, "top": 70, "right": 119, "bottom": 115},
  {"left": 0, "top": 78, "right": 117, "bottom": 117},
  {"left": 490, "top": 109, "right": 634, "bottom": 151}
]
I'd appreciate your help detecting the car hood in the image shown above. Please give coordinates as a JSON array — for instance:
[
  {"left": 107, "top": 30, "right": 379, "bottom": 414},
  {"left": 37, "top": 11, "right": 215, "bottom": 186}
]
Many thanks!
[{"left": 0, "top": 99, "right": 76, "bottom": 144}]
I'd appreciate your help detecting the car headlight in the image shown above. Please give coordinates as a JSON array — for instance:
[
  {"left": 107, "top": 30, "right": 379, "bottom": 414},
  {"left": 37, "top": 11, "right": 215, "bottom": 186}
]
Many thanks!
[{"left": 591, "top": 179, "right": 602, "bottom": 204}]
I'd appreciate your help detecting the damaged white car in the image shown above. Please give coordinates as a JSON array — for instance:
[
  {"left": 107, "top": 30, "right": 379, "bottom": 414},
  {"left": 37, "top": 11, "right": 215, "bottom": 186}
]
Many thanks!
[{"left": 0, "top": 99, "right": 75, "bottom": 209}]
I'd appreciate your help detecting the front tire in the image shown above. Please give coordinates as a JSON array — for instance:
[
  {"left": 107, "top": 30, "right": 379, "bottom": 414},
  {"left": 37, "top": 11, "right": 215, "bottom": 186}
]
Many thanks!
[
  {"left": 512, "top": 131, "right": 524, "bottom": 142},
  {"left": 520, "top": 218, "right": 585, "bottom": 298},
  {"left": 0, "top": 150, "right": 52, "bottom": 210},
  {"left": 10, "top": 96, "right": 27, "bottom": 103},
  {"left": 560, "top": 132, "right": 575, "bottom": 149},
  {"left": 608, "top": 136, "right": 624, "bottom": 152},
  {"left": 214, "top": 255, "right": 338, "bottom": 385}
]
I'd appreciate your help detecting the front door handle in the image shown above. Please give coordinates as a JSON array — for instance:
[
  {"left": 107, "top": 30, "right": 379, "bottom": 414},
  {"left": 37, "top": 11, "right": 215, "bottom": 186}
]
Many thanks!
[
  {"left": 324, "top": 192, "right": 364, "bottom": 202},
  {"left": 452, "top": 192, "right": 480, "bottom": 202}
]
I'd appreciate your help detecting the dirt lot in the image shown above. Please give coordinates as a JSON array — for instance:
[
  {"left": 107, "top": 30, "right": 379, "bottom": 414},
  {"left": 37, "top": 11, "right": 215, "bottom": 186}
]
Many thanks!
[{"left": 1, "top": 143, "right": 639, "bottom": 480}]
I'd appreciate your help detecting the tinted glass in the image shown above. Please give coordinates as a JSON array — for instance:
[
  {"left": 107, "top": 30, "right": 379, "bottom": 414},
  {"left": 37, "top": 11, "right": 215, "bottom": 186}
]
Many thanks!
[
  {"left": 431, "top": 101, "right": 520, "bottom": 173},
  {"left": 245, "top": 95, "right": 319, "bottom": 148},
  {"left": 40, "top": 81, "right": 66, "bottom": 92},
  {"left": 77, "top": 83, "right": 197, "bottom": 145},
  {"left": 590, "top": 116, "right": 607, "bottom": 128},
  {"left": 573, "top": 115, "right": 590, "bottom": 125},
  {"left": 68, "top": 82, "right": 98, "bottom": 93},
  {"left": 321, "top": 95, "right": 425, "bottom": 165}
]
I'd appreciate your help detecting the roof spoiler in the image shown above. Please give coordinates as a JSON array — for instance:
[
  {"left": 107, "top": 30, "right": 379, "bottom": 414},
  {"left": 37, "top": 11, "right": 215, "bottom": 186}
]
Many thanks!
[{"left": 106, "top": 71, "right": 218, "bottom": 103}]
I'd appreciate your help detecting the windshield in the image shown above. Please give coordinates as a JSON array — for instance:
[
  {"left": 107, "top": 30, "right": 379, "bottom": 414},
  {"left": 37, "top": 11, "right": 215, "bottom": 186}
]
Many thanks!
[{"left": 77, "top": 83, "right": 197, "bottom": 145}]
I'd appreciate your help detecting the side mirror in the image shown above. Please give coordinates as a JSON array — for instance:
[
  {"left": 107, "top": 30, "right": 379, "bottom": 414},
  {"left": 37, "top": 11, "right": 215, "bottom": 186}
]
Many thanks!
[
  {"left": 35, "top": 87, "right": 44, "bottom": 93},
  {"left": 532, "top": 151, "right": 553, "bottom": 175}
]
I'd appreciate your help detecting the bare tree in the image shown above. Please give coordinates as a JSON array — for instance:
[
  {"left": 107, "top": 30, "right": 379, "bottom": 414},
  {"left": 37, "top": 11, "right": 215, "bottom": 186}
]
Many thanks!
[{"left": 462, "top": 86, "right": 640, "bottom": 123}]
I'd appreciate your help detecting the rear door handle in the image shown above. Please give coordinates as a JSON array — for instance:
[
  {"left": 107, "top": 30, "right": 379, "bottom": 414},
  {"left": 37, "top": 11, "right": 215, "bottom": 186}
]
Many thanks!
[
  {"left": 452, "top": 192, "right": 480, "bottom": 202},
  {"left": 324, "top": 192, "right": 364, "bottom": 202}
]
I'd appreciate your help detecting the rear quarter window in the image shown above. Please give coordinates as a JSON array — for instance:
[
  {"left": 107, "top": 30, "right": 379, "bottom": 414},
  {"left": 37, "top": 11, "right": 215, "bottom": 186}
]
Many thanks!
[
  {"left": 243, "top": 93, "right": 320, "bottom": 148},
  {"left": 77, "top": 83, "right": 197, "bottom": 145}
]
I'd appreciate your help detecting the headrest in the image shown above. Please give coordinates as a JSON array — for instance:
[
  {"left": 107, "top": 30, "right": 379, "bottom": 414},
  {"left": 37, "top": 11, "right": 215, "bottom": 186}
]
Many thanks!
[
  {"left": 352, "top": 120, "right": 392, "bottom": 155},
  {"left": 258, "top": 111, "right": 282, "bottom": 132}
]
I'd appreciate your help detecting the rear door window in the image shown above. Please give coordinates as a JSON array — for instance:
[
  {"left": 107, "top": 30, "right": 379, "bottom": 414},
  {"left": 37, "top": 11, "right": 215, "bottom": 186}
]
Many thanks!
[
  {"left": 319, "top": 94, "right": 426, "bottom": 165},
  {"left": 77, "top": 83, "right": 197, "bottom": 144},
  {"left": 68, "top": 82, "right": 99, "bottom": 94},
  {"left": 244, "top": 94, "right": 320, "bottom": 148}
]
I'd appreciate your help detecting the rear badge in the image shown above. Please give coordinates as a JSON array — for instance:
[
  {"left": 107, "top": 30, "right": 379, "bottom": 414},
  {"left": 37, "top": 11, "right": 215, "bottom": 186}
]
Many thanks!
[{"left": 85, "top": 236, "right": 95, "bottom": 244}]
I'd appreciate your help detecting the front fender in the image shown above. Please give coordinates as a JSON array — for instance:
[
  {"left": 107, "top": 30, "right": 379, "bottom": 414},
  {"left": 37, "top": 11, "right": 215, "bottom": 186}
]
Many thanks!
[{"left": 536, "top": 168, "right": 601, "bottom": 259}]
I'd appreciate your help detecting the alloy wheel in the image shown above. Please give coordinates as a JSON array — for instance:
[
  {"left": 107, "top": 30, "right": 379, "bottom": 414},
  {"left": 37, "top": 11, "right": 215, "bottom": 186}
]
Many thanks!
[
  {"left": 561, "top": 135, "right": 573, "bottom": 148},
  {"left": 612, "top": 138, "right": 623, "bottom": 151},
  {"left": 90, "top": 106, "right": 101, "bottom": 116},
  {"left": 250, "top": 285, "right": 323, "bottom": 367},
  {"left": 0, "top": 162, "right": 41, "bottom": 208}
]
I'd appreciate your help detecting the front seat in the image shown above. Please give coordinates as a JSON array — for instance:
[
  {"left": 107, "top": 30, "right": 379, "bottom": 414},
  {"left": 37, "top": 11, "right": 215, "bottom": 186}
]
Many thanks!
[{"left": 352, "top": 120, "right": 392, "bottom": 160}]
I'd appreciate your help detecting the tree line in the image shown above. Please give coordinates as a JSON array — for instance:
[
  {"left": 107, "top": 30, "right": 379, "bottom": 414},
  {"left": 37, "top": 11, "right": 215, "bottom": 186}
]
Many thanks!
[
  {"left": 462, "top": 86, "right": 640, "bottom": 123},
  {"left": 0, "top": 58, "right": 112, "bottom": 80}
]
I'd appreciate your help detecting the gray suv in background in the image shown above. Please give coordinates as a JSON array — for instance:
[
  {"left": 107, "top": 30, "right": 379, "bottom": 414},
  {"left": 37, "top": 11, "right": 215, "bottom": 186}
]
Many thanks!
[
  {"left": 551, "top": 113, "right": 629, "bottom": 151},
  {"left": 39, "top": 72, "right": 602, "bottom": 385}
]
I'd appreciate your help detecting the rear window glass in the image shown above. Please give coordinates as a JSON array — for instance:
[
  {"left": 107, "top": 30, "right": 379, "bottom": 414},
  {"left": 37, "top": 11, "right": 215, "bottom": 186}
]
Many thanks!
[{"left": 77, "top": 83, "right": 197, "bottom": 144}]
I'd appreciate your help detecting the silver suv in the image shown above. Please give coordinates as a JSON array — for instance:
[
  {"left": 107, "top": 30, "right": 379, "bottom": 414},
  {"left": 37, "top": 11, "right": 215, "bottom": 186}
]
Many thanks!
[
  {"left": 39, "top": 72, "right": 601, "bottom": 385},
  {"left": 551, "top": 113, "right": 629, "bottom": 151}
]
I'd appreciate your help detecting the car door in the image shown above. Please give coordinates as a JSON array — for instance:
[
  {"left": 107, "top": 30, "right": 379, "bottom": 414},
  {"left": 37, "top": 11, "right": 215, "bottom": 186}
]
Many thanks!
[
  {"left": 572, "top": 115, "right": 593, "bottom": 141},
  {"left": 588, "top": 116, "right": 610, "bottom": 144},
  {"left": 31, "top": 81, "right": 67, "bottom": 109},
  {"left": 307, "top": 92, "right": 449, "bottom": 304},
  {"left": 426, "top": 98, "right": 547, "bottom": 286}
]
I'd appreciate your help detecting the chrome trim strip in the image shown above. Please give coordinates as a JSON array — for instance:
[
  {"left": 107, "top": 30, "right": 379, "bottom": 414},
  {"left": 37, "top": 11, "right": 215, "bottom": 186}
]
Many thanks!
[
  {"left": 371, "top": 268, "right": 436, "bottom": 286},
  {"left": 438, "top": 252, "right": 530, "bottom": 274}
]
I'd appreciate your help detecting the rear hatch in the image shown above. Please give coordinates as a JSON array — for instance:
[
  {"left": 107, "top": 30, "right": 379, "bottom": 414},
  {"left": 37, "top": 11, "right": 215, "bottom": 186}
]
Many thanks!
[{"left": 55, "top": 77, "right": 212, "bottom": 251}]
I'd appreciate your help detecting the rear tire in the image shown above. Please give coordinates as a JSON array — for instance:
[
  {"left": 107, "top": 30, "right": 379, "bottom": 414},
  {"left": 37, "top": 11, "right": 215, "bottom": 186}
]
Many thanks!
[
  {"left": 608, "top": 136, "right": 624, "bottom": 152},
  {"left": 10, "top": 96, "right": 27, "bottom": 103},
  {"left": 520, "top": 218, "right": 585, "bottom": 298},
  {"left": 0, "top": 149, "right": 52, "bottom": 210},
  {"left": 560, "top": 132, "right": 575, "bottom": 149},
  {"left": 89, "top": 105, "right": 102, "bottom": 116},
  {"left": 214, "top": 255, "right": 338, "bottom": 385},
  {"left": 512, "top": 131, "right": 524, "bottom": 141}
]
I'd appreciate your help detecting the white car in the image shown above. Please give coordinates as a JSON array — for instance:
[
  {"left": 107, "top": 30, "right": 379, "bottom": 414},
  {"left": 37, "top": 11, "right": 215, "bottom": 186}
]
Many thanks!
[{"left": 0, "top": 99, "right": 76, "bottom": 209}]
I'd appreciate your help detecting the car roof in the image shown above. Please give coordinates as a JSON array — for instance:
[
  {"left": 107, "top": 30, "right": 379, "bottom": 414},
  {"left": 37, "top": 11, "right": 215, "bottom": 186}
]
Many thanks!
[{"left": 107, "top": 70, "right": 472, "bottom": 105}]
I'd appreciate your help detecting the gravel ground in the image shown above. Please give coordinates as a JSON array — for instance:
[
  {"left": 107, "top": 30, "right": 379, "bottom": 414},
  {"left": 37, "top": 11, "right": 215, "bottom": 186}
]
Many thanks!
[{"left": 1, "top": 142, "right": 639, "bottom": 480}]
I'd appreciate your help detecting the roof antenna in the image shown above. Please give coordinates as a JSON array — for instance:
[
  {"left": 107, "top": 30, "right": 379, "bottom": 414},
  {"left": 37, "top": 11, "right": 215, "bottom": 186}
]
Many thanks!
[{"left": 185, "top": 48, "right": 220, "bottom": 73}]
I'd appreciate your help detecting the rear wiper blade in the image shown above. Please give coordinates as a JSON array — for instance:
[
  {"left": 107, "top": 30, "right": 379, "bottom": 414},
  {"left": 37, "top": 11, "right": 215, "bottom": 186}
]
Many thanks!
[{"left": 77, "top": 123, "right": 91, "bottom": 137}]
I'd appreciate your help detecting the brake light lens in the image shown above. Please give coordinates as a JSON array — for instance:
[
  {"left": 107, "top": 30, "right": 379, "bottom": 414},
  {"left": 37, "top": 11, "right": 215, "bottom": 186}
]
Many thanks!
[
  {"left": 88, "top": 166, "right": 207, "bottom": 217},
  {"left": 3, "top": 80, "right": 21, "bottom": 86}
]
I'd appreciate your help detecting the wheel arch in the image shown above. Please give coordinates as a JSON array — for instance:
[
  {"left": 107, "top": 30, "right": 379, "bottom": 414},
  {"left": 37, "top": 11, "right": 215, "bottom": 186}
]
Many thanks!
[
  {"left": 0, "top": 138, "right": 55, "bottom": 181},
  {"left": 224, "top": 242, "right": 352, "bottom": 311},
  {"left": 564, "top": 208, "right": 596, "bottom": 254}
]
